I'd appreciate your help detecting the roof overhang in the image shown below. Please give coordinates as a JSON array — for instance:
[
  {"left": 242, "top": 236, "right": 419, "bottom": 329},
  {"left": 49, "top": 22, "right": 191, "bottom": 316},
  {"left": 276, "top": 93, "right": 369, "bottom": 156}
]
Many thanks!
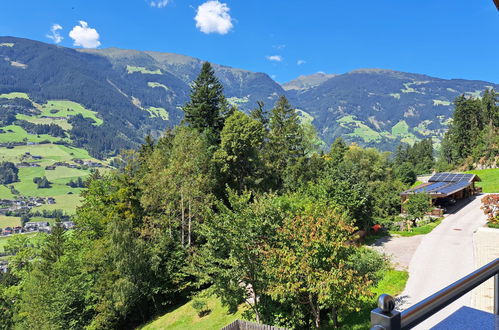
[{"left": 494, "top": 0, "right": 499, "bottom": 10}]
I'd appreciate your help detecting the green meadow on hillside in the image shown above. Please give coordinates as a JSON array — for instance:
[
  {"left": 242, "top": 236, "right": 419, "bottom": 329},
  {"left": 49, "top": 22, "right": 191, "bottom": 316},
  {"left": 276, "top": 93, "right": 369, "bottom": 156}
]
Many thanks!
[
  {"left": 0, "top": 215, "right": 21, "bottom": 228},
  {"left": 0, "top": 143, "right": 107, "bottom": 214},
  {"left": 39, "top": 100, "right": 103, "bottom": 126},
  {"left": 466, "top": 168, "right": 499, "bottom": 193},
  {"left": 127, "top": 65, "right": 162, "bottom": 75},
  {"left": 0, "top": 92, "right": 103, "bottom": 128},
  {"left": 16, "top": 114, "right": 73, "bottom": 131},
  {"left": 141, "top": 270, "right": 408, "bottom": 330},
  {"left": 0, "top": 92, "right": 30, "bottom": 99},
  {"left": 0, "top": 125, "right": 63, "bottom": 143}
]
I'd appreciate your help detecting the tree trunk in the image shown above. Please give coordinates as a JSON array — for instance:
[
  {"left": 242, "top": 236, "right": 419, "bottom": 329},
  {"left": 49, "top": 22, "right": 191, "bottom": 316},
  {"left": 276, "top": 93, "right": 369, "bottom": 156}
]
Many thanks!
[
  {"left": 252, "top": 284, "right": 260, "bottom": 323},
  {"left": 188, "top": 198, "right": 192, "bottom": 246},
  {"left": 309, "top": 294, "right": 321, "bottom": 328},
  {"left": 181, "top": 192, "right": 185, "bottom": 247},
  {"left": 331, "top": 306, "right": 339, "bottom": 328}
]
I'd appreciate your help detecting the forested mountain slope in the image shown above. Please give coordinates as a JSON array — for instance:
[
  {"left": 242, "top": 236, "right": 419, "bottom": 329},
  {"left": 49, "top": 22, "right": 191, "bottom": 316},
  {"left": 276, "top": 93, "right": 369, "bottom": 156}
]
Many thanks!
[{"left": 1, "top": 36, "right": 498, "bottom": 156}]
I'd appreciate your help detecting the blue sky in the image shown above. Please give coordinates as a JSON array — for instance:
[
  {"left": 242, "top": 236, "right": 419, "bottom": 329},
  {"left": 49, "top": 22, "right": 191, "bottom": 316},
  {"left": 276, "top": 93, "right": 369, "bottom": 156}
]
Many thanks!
[{"left": 0, "top": 0, "right": 498, "bottom": 83}]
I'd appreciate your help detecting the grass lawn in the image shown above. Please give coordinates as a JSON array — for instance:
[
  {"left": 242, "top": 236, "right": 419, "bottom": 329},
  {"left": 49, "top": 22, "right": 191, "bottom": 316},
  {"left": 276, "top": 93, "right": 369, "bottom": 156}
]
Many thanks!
[
  {"left": 0, "top": 215, "right": 21, "bottom": 228},
  {"left": 411, "top": 181, "right": 423, "bottom": 188},
  {"left": 465, "top": 168, "right": 499, "bottom": 193},
  {"left": 338, "top": 270, "right": 409, "bottom": 329},
  {"left": 364, "top": 217, "right": 444, "bottom": 244},
  {"left": 141, "top": 269, "right": 408, "bottom": 330},
  {"left": 391, "top": 218, "right": 443, "bottom": 237},
  {"left": 140, "top": 294, "right": 244, "bottom": 330}
]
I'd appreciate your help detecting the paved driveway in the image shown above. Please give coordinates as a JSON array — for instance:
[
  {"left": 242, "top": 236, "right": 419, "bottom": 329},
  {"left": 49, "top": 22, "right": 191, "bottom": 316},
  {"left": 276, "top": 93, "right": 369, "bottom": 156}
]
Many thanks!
[{"left": 397, "top": 196, "right": 488, "bottom": 329}]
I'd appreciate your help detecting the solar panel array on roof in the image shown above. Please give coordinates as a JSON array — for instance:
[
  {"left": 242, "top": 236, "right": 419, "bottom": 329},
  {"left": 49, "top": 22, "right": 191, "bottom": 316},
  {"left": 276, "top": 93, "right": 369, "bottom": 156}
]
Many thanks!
[
  {"left": 413, "top": 182, "right": 447, "bottom": 193},
  {"left": 428, "top": 173, "right": 474, "bottom": 183},
  {"left": 438, "top": 181, "right": 471, "bottom": 195}
]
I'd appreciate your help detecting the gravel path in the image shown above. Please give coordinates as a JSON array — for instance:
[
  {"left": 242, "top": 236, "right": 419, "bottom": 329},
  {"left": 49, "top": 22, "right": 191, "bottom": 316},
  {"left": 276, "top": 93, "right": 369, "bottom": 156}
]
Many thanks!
[{"left": 370, "top": 235, "right": 423, "bottom": 271}]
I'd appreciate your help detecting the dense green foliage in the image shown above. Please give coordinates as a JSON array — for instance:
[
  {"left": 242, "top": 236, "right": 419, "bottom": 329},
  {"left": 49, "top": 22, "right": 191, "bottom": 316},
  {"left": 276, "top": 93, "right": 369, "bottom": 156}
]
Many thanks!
[
  {"left": 0, "top": 161, "right": 19, "bottom": 184},
  {"left": 404, "top": 193, "right": 432, "bottom": 228},
  {"left": 440, "top": 89, "right": 499, "bottom": 169},
  {"left": 0, "top": 62, "right": 411, "bottom": 330},
  {"left": 393, "top": 138, "right": 434, "bottom": 181}
]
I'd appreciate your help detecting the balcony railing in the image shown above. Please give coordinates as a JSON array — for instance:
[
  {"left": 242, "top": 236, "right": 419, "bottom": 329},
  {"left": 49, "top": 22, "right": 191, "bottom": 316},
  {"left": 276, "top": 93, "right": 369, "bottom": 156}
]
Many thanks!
[{"left": 370, "top": 257, "right": 499, "bottom": 329}]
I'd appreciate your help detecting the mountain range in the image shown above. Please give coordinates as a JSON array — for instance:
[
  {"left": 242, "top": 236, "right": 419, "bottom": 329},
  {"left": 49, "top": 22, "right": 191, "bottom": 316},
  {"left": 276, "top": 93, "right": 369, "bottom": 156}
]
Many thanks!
[{"left": 1, "top": 36, "right": 497, "bottom": 157}]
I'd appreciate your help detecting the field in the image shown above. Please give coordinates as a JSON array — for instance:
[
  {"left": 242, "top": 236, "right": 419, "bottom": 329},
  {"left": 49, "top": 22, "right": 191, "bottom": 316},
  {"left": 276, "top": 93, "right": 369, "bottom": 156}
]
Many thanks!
[
  {"left": 0, "top": 143, "right": 105, "bottom": 214},
  {"left": 338, "top": 115, "right": 383, "bottom": 143},
  {"left": 36, "top": 194, "right": 83, "bottom": 214},
  {"left": 146, "top": 107, "right": 169, "bottom": 120},
  {"left": 0, "top": 124, "right": 63, "bottom": 143},
  {"left": 16, "top": 114, "right": 73, "bottom": 130},
  {"left": 127, "top": 65, "right": 162, "bottom": 75},
  {"left": 0, "top": 185, "right": 14, "bottom": 199},
  {"left": 336, "top": 115, "right": 422, "bottom": 145},
  {"left": 0, "top": 92, "right": 30, "bottom": 99},
  {"left": 465, "top": 168, "right": 499, "bottom": 193},
  {"left": 0, "top": 92, "right": 103, "bottom": 128},
  {"left": 0, "top": 144, "right": 93, "bottom": 164},
  {"left": 147, "top": 82, "right": 169, "bottom": 91},
  {"left": 39, "top": 100, "right": 103, "bottom": 126},
  {"left": 0, "top": 215, "right": 21, "bottom": 228}
]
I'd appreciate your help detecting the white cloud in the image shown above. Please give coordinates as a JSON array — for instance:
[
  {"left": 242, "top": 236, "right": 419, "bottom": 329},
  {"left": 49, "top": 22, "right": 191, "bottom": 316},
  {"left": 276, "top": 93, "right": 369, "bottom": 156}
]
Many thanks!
[
  {"left": 69, "top": 21, "right": 101, "bottom": 48},
  {"left": 266, "top": 55, "right": 282, "bottom": 62},
  {"left": 273, "top": 44, "right": 286, "bottom": 50},
  {"left": 297, "top": 59, "right": 306, "bottom": 65},
  {"left": 150, "top": 0, "right": 169, "bottom": 8},
  {"left": 46, "top": 24, "right": 63, "bottom": 44},
  {"left": 195, "top": 1, "right": 233, "bottom": 35}
]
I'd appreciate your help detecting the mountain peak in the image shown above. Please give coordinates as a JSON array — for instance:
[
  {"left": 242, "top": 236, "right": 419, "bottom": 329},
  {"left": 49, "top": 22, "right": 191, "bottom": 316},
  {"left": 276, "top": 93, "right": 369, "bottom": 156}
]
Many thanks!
[{"left": 282, "top": 72, "right": 337, "bottom": 91}]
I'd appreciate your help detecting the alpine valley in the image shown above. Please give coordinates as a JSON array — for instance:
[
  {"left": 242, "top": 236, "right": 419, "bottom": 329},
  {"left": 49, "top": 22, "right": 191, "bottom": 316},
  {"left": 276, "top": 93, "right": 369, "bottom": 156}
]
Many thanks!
[{"left": 1, "top": 36, "right": 498, "bottom": 158}]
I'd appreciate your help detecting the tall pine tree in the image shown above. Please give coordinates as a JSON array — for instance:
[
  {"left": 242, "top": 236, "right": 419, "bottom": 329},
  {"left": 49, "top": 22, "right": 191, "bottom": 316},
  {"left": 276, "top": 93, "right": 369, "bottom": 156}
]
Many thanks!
[
  {"left": 266, "top": 96, "right": 305, "bottom": 188},
  {"left": 182, "top": 62, "right": 232, "bottom": 143}
]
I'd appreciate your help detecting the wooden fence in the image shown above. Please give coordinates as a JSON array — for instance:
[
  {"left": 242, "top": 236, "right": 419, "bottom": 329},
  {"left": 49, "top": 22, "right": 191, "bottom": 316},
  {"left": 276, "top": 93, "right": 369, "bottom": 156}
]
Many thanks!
[{"left": 222, "top": 320, "right": 288, "bottom": 330}]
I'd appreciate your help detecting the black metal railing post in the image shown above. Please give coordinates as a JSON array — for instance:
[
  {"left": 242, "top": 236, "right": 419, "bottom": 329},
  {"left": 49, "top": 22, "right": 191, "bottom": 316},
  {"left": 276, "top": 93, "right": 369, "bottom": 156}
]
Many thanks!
[
  {"left": 495, "top": 273, "right": 499, "bottom": 315},
  {"left": 370, "top": 294, "right": 401, "bottom": 330},
  {"left": 371, "top": 258, "right": 499, "bottom": 329}
]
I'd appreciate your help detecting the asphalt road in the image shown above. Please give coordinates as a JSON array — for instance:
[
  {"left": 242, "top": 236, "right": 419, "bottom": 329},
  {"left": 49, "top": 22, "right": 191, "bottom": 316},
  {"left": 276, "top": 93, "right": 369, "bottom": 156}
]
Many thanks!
[{"left": 397, "top": 196, "right": 488, "bottom": 329}]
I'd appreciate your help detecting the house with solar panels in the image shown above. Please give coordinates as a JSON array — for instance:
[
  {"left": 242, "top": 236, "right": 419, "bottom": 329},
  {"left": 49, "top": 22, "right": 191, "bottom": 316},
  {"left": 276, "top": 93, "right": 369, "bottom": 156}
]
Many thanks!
[{"left": 400, "top": 173, "right": 482, "bottom": 215}]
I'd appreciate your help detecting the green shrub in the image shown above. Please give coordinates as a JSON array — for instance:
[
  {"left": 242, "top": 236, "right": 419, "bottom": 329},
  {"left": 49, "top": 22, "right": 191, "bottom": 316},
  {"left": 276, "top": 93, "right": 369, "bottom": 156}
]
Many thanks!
[{"left": 192, "top": 299, "right": 210, "bottom": 317}]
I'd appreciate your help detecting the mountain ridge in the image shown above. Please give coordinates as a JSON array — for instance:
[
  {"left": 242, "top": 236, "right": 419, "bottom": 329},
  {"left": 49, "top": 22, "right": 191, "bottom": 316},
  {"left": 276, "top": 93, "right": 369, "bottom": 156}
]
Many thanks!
[{"left": 1, "top": 36, "right": 498, "bottom": 156}]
